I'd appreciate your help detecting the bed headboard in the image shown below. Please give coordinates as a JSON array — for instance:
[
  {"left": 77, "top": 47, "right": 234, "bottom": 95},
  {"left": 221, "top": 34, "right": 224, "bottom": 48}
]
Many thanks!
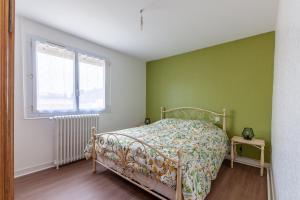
[{"left": 160, "top": 107, "right": 227, "bottom": 132}]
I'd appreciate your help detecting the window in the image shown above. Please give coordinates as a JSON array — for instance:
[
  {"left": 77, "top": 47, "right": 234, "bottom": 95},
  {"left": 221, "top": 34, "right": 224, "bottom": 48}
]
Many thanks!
[
  {"left": 78, "top": 53, "right": 106, "bottom": 111},
  {"left": 26, "top": 38, "right": 110, "bottom": 118},
  {"left": 35, "top": 41, "right": 76, "bottom": 112}
]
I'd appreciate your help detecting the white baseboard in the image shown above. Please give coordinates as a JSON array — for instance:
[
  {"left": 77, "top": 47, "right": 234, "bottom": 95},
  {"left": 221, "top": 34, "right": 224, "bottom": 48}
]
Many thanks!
[
  {"left": 267, "top": 167, "right": 276, "bottom": 200},
  {"left": 14, "top": 162, "right": 55, "bottom": 178},
  {"left": 225, "top": 155, "right": 271, "bottom": 168}
]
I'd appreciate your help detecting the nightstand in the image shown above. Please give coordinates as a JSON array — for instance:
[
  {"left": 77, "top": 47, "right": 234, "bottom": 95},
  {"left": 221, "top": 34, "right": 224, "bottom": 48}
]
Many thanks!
[{"left": 231, "top": 136, "right": 265, "bottom": 176}]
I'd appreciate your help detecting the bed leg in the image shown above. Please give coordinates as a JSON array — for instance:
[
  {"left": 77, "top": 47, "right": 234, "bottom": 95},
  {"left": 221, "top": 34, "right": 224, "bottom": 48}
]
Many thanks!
[
  {"left": 222, "top": 108, "right": 226, "bottom": 132},
  {"left": 176, "top": 150, "right": 183, "bottom": 200},
  {"left": 92, "top": 127, "right": 96, "bottom": 173},
  {"left": 161, "top": 107, "right": 166, "bottom": 120}
]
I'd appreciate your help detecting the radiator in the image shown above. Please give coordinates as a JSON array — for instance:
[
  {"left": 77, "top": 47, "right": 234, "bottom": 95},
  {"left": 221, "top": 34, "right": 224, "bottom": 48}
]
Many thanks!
[{"left": 51, "top": 114, "right": 100, "bottom": 169}]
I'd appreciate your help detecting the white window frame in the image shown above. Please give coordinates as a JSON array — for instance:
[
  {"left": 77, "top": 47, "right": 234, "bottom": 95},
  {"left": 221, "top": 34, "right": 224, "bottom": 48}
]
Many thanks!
[{"left": 24, "top": 35, "right": 111, "bottom": 118}]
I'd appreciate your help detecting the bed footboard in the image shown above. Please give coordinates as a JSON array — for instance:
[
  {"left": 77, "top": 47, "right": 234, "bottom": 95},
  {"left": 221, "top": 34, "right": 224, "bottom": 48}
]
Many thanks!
[{"left": 91, "top": 127, "right": 183, "bottom": 200}]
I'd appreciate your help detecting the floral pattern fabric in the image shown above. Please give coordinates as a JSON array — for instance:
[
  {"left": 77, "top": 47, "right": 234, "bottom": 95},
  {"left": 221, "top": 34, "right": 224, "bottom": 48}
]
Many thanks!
[{"left": 85, "top": 118, "right": 229, "bottom": 200}]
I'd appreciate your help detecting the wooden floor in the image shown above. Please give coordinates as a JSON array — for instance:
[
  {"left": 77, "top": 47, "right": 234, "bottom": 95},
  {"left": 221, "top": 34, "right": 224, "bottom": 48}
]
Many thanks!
[{"left": 15, "top": 160, "right": 267, "bottom": 200}]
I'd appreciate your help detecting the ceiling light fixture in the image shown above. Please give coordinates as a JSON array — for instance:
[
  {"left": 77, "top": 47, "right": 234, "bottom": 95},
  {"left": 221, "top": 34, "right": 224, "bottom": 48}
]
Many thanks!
[{"left": 140, "top": 8, "right": 144, "bottom": 31}]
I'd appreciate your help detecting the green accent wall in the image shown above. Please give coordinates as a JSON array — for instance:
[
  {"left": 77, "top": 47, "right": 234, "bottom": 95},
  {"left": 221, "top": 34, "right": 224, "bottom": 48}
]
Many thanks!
[{"left": 146, "top": 32, "right": 275, "bottom": 162}]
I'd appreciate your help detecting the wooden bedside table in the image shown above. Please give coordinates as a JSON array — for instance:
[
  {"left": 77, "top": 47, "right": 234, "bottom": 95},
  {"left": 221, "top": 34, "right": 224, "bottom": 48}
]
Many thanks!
[{"left": 231, "top": 136, "right": 265, "bottom": 176}]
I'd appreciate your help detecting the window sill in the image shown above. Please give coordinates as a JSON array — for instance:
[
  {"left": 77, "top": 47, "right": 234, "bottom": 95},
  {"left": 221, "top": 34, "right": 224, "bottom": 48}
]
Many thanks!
[{"left": 24, "top": 108, "right": 111, "bottom": 120}]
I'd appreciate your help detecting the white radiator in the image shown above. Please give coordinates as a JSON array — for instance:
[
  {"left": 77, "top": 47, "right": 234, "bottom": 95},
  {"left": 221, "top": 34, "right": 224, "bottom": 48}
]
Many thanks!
[{"left": 51, "top": 114, "right": 100, "bottom": 169}]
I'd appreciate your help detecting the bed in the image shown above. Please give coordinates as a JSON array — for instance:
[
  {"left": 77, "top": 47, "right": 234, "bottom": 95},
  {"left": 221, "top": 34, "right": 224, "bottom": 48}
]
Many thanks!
[{"left": 84, "top": 107, "right": 229, "bottom": 200}]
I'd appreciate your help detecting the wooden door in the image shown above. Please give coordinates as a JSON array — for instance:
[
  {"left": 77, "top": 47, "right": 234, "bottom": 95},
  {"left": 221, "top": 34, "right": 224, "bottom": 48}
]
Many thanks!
[{"left": 0, "top": 0, "right": 14, "bottom": 199}]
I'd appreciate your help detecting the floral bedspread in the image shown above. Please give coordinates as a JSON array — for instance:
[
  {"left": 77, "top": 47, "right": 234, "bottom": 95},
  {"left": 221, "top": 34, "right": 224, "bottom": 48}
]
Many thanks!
[{"left": 85, "top": 118, "right": 229, "bottom": 200}]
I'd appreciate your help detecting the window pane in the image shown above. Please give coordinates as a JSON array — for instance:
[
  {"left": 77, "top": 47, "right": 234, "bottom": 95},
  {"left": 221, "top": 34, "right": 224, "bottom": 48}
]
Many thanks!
[
  {"left": 79, "top": 53, "right": 105, "bottom": 111},
  {"left": 35, "top": 41, "right": 76, "bottom": 112}
]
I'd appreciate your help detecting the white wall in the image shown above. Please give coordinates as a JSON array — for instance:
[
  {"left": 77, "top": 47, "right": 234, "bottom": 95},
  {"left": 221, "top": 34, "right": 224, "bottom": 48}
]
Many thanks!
[
  {"left": 14, "top": 17, "right": 146, "bottom": 176},
  {"left": 272, "top": 0, "right": 300, "bottom": 199}
]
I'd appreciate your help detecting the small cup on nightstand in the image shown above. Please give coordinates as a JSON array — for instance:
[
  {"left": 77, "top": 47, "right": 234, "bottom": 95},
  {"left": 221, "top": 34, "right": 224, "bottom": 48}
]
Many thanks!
[{"left": 144, "top": 117, "right": 151, "bottom": 125}]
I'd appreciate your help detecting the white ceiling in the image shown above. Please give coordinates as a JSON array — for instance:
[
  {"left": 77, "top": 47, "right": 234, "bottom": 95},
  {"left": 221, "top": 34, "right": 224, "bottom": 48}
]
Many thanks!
[{"left": 16, "top": 0, "right": 278, "bottom": 61}]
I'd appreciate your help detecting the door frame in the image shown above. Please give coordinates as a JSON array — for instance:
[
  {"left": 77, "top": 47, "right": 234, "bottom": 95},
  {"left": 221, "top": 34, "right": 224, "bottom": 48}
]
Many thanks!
[{"left": 0, "top": 0, "right": 15, "bottom": 199}]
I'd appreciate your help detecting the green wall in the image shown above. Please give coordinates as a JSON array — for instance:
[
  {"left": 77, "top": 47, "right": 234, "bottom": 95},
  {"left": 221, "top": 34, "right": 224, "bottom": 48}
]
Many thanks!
[{"left": 146, "top": 32, "right": 275, "bottom": 162}]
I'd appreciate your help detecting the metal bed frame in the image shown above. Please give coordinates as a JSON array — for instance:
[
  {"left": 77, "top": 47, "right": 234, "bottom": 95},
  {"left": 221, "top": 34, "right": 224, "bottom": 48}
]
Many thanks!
[{"left": 91, "top": 107, "right": 227, "bottom": 200}]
